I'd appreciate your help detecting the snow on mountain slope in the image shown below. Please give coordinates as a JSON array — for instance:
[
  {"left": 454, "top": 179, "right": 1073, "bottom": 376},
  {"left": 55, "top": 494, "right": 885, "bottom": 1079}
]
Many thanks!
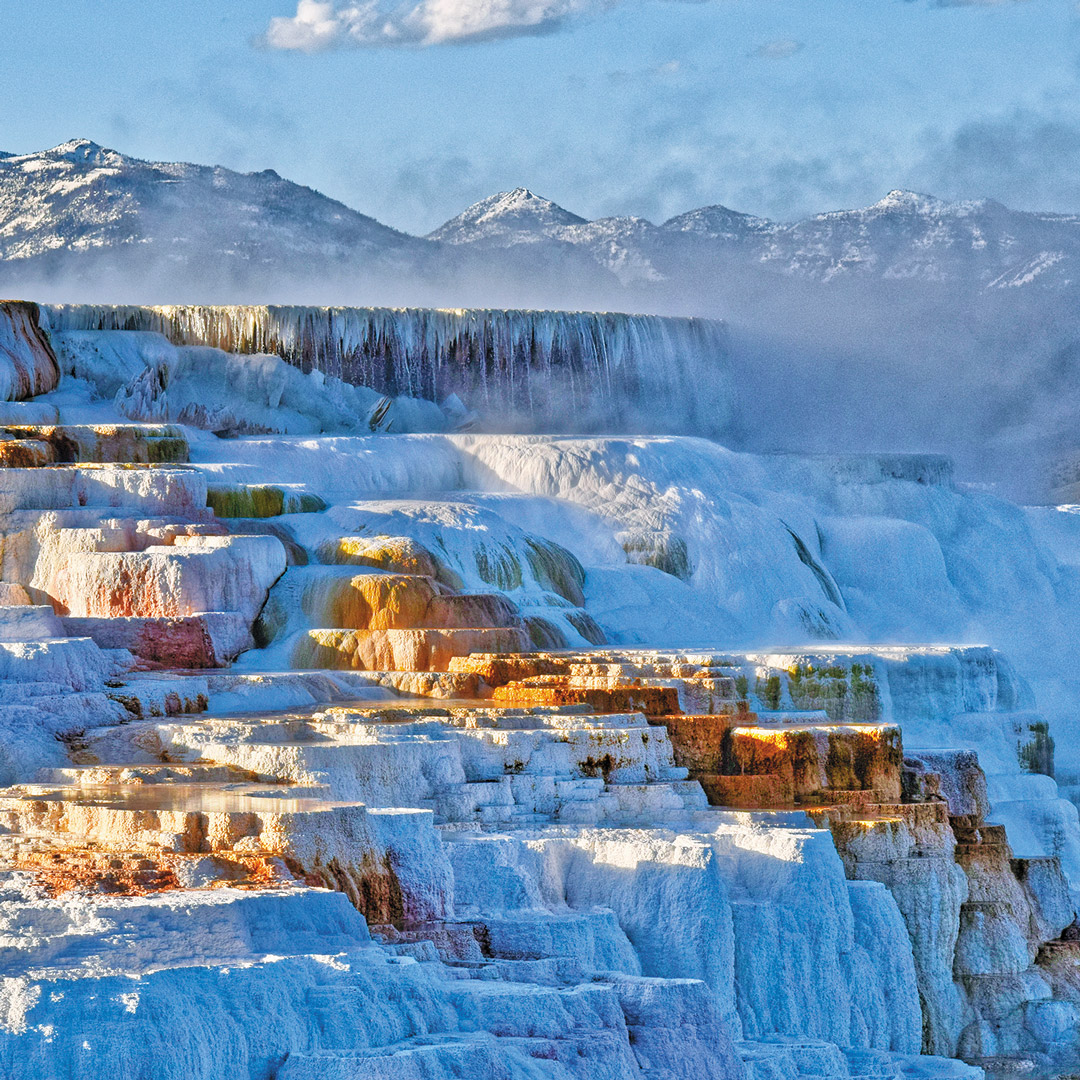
[
  {"left": 751, "top": 191, "right": 1080, "bottom": 285},
  {"left": 425, "top": 184, "right": 1080, "bottom": 290},
  {"left": 7, "top": 141, "right": 1080, "bottom": 298},
  {"left": 427, "top": 187, "right": 587, "bottom": 245},
  {"left": 662, "top": 204, "right": 777, "bottom": 242},
  {"left": 0, "top": 139, "right": 415, "bottom": 271},
  {"left": 429, "top": 193, "right": 667, "bottom": 284},
  {"left": 556, "top": 216, "right": 667, "bottom": 284}
]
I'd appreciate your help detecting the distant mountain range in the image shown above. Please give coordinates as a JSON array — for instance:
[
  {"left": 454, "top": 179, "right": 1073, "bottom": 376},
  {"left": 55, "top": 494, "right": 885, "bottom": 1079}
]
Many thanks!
[
  {"left": 3, "top": 140, "right": 1080, "bottom": 305},
  {"left": 430, "top": 183, "right": 1080, "bottom": 292}
]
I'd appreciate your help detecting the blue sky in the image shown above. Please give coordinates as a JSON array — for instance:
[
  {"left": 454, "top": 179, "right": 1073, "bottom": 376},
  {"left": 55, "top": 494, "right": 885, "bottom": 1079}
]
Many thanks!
[{"left": 2, "top": 0, "right": 1079, "bottom": 233}]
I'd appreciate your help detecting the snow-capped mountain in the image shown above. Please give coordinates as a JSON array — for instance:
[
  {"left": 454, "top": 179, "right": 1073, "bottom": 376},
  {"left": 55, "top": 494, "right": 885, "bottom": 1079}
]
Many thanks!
[
  {"left": 430, "top": 185, "right": 1080, "bottom": 291},
  {"left": 5, "top": 140, "right": 1080, "bottom": 302},
  {"left": 749, "top": 190, "right": 1080, "bottom": 286},
  {"left": 0, "top": 140, "right": 419, "bottom": 297},
  {"left": 427, "top": 187, "right": 587, "bottom": 244}
]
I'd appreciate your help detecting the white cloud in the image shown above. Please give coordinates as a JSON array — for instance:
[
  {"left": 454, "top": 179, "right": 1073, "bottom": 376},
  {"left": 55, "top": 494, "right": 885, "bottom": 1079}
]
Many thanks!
[
  {"left": 263, "top": 1, "right": 362, "bottom": 50},
  {"left": 261, "top": 0, "right": 613, "bottom": 49}
]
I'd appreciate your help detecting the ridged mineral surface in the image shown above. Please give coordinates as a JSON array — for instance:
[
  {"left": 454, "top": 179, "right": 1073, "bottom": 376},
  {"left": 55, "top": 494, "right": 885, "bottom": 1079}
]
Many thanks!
[{"left": 2, "top": 302, "right": 1080, "bottom": 1078}]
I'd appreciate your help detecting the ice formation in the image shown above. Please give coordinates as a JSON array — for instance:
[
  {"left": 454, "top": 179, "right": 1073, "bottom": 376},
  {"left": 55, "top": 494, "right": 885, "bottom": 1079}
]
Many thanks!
[
  {"left": 45, "top": 304, "right": 731, "bottom": 435},
  {"left": 1, "top": 300, "right": 1080, "bottom": 1078}
]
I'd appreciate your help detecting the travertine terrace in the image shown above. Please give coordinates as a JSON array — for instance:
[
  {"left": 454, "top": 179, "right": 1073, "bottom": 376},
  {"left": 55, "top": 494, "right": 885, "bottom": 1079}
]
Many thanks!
[{"left": 3, "top": 301, "right": 1080, "bottom": 1078}]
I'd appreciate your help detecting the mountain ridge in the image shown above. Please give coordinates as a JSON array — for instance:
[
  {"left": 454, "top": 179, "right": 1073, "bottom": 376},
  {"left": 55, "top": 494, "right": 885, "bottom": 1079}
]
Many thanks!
[
  {"left": 0, "top": 138, "right": 417, "bottom": 273},
  {"left": 3, "top": 139, "right": 1080, "bottom": 302}
]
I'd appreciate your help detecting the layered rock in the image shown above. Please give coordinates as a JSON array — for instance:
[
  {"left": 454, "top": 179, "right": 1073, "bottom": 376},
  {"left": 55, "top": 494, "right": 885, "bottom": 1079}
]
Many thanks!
[
  {"left": 0, "top": 301, "right": 60, "bottom": 401},
  {"left": 0, "top": 422, "right": 188, "bottom": 466},
  {"left": 53, "top": 536, "right": 286, "bottom": 621}
]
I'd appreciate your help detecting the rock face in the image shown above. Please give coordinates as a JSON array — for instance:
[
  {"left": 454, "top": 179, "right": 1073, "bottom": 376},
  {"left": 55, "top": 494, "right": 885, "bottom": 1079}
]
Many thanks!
[
  {"left": 0, "top": 302, "right": 60, "bottom": 401},
  {"left": 60, "top": 613, "right": 252, "bottom": 668},
  {"left": 54, "top": 536, "right": 286, "bottom": 620},
  {"left": 6, "top": 309, "right": 1080, "bottom": 1078},
  {"left": 0, "top": 421, "right": 188, "bottom": 466},
  {"left": 297, "top": 626, "right": 531, "bottom": 673}
]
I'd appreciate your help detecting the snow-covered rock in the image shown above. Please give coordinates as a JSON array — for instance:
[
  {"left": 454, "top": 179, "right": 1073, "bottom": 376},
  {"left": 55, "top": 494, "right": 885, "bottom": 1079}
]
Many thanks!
[{"left": 53, "top": 329, "right": 449, "bottom": 436}]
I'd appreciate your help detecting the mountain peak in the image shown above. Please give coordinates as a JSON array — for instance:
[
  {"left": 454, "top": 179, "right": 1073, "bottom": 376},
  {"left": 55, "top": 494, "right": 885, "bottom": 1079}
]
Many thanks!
[
  {"left": 662, "top": 203, "right": 775, "bottom": 238},
  {"left": 865, "top": 189, "right": 1006, "bottom": 218},
  {"left": 47, "top": 138, "right": 116, "bottom": 165},
  {"left": 53, "top": 137, "right": 102, "bottom": 152},
  {"left": 503, "top": 186, "right": 541, "bottom": 202},
  {"left": 876, "top": 189, "right": 942, "bottom": 210},
  {"left": 428, "top": 187, "right": 588, "bottom": 244},
  {"left": 475, "top": 187, "right": 570, "bottom": 212}
]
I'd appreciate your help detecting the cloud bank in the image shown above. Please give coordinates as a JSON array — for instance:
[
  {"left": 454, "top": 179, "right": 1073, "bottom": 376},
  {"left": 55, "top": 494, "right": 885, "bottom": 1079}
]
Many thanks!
[{"left": 922, "top": 110, "right": 1080, "bottom": 212}]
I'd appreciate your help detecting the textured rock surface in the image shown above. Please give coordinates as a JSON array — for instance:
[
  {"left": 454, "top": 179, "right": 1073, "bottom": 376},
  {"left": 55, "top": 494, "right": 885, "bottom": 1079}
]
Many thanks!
[
  {"left": 7, "top": 310, "right": 1080, "bottom": 1078},
  {"left": 48, "top": 304, "right": 733, "bottom": 435},
  {"left": 54, "top": 536, "right": 286, "bottom": 620},
  {"left": 0, "top": 302, "right": 60, "bottom": 401}
]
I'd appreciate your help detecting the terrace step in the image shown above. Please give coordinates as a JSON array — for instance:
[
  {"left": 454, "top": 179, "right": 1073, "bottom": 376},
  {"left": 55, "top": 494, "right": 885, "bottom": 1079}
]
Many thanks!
[
  {"left": 294, "top": 627, "right": 530, "bottom": 673},
  {"left": 61, "top": 613, "right": 252, "bottom": 668},
  {"left": 0, "top": 438, "right": 56, "bottom": 467},
  {"left": 45, "top": 763, "right": 262, "bottom": 786},
  {"left": 0, "top": 465, "right": 209, "bottom": 515},
  {"left": 0, "top": 604, "right": 65, "bottom": 641},
  {"left": 0, "top": 424, "right": 188, "bottom": 465},
  {"left": 286, "top": 571, "right": 524, "bottom": 633},
  {"left": 206, "top": 483, "right": 326, "bottom": 518},
  {"left": 490, "top": 677, "right": 680, "bottom": 716},
  {"left": 0, "top": 784, "right": 449, "bottom": 924}
]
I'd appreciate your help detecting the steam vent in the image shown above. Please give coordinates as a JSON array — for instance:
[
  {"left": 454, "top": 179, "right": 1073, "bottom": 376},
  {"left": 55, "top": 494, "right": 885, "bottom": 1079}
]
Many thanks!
[{"left": 4, "top": 298, "right": 1080, "bottom": 1080}]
